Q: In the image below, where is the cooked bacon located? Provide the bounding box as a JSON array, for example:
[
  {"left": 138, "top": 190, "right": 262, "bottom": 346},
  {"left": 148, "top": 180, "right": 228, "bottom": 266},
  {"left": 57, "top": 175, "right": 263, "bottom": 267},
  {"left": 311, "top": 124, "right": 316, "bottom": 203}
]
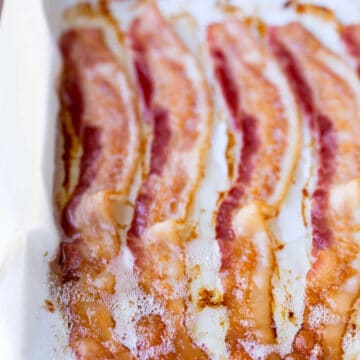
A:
[
  {"left": 56, "top": 28, "right": 140, "bottom": 359},
  {"left": 208, "top": 21, "right": 300, "bottom": 358},
  {"left": 341, "top": 23, "right": 360, "bottom": 360},
  {"left": 342, "top": 24, "right": 360, "bottom": 76},
  {"left": 127, "top": 5, "right": 211, "bottom": 359},
  {"left": 270, "top": 23, "right": 360, "bottom": 360}
]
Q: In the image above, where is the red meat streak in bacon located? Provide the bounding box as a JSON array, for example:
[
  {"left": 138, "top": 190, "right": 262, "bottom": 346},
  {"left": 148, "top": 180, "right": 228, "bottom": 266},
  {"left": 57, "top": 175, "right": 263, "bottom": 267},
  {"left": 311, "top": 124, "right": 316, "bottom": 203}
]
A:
[
  {"left": 127, "top": 45, "right": 171, "bottom": 241},
  {"left": 210, "top": 48, "right": 260, "bottom": 269},
  {"left": 61, "top": 127, "right": 101, "bottom": 237},
  {"left": 342, "top": 26, "right": 360, "bottom": 76},
  {"left": 61, "top": 121, "right": 74, "bottom": 191},
  {"left": 60, "top": 127, "right": 101, "bottom": 280},
  {"left": 269, "top": 31, "right": 337, "bottom": 256},
  {"left": 59, "top": 50, "right": 84, "bottom": 192},
  {"left": 60, "top": 34, "right": 84, "bottom": 136}
]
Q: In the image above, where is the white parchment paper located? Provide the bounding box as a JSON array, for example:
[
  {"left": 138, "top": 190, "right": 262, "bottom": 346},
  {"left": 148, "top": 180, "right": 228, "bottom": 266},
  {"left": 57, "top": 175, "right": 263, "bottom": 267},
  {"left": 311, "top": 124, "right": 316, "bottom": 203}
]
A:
[{"left": 0, "top": 1, "right": 359, "bottom": 359}]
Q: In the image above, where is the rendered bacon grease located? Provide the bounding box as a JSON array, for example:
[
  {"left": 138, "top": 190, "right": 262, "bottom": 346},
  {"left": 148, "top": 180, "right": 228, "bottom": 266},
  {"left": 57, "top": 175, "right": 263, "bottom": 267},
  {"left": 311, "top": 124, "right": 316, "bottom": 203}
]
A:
[
  {"left": 270, "top": 23, "right": 360, "bottom": 359},
  {"left": 52, "top": 2, "right": 360, "bottom": 360}
]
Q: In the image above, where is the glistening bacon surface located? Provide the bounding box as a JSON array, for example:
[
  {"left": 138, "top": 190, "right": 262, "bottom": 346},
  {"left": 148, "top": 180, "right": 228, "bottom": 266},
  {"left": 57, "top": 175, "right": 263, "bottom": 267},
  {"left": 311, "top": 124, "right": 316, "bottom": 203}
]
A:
[
  {"left": 56, "top": 28, "right": 140, "bottom": 359},
  {"left": 127, "top": 5, "right": 211, "bottom": 359},
  {"left": 342, "top": 24, "right": 360, "bottom": 76},
  {"left": 208, "top": 21, "right": 300, "bottom": 359},
  {"left": 270, "top": 23, "right": 360, "bottom": 360}
]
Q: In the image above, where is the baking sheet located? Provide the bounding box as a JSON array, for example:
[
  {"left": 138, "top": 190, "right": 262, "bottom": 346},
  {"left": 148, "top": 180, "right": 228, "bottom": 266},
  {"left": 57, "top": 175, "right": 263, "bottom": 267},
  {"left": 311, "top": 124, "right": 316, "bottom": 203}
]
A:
[
  {"left": 0, "top": 0, "right": 65, "bottom": 358},
  {"left": 0, "top": 0, "right": 360, "bottom": 359}
]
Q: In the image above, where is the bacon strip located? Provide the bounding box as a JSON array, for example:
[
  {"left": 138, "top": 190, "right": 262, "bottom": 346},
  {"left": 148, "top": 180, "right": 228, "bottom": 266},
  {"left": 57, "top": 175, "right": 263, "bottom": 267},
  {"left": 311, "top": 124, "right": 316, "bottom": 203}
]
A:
[
  {"left": 56, "top": 28, "right": 140, "bottom": 359},
  {"left": 208, "top": 21, "right": 300, "bottom": 358},
  {"left": 342, "top": 24, "right": 360, "bottom": 76},
  {"left": 127, "top": 5, "right": 211, "bottom": 359},
  {"left": 341, "top": 23, "right": 360, "bottom": 360},
  {"left": 270, "top": 23, "right": 360, "bottom": 360}
]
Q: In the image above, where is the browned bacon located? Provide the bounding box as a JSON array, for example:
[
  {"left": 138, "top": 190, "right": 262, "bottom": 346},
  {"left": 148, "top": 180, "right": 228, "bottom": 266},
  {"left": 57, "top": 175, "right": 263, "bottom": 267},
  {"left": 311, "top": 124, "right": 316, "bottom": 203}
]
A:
[
  {"left": 56, "top": 27, "right": 140, "bottom": 359},
  {"left": 127, "top": 5, "right": 211, "bottom": 359},
  {"left": 270, "top": 23, "right": 360, "bottom": 360},
  {"left": 208, "top": 20, "right": 300, "bottom": 359}
]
